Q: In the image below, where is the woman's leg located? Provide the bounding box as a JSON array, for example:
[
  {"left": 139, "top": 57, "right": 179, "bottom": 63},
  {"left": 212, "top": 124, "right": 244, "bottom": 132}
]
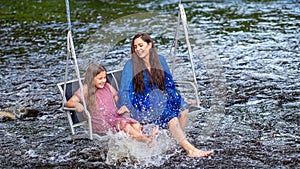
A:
[
  {"left": 179, "top": 109, "right": 189, "bottom": 130},
  {"left": 168, "top": 117, "right": 214, "bottom": 158}
]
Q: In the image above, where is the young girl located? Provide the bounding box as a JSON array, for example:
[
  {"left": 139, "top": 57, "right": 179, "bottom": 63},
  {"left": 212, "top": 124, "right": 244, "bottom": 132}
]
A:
[{"left": 66, "top": 63, "right": 158, "bottom": 145}]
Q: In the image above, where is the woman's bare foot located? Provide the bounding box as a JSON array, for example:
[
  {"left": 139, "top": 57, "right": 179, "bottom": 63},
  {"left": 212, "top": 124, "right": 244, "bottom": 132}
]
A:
[
  {"left": 187, "top": 100, "right": 202, "bottom": 105},
  {"left": 187, "top": 148, "right": 214, "bottom": 158}
]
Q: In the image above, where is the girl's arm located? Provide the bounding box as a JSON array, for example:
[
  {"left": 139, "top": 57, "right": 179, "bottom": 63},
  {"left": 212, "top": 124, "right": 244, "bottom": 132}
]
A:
[
  {"left": 66, "top": 94, "right": 84, "bottom": 112},
  {"left": 107, "top": 79, "right": 131, "bottom": 115},
  {"left": 107, "top": 83, "right": 118, "bottom": 103}
]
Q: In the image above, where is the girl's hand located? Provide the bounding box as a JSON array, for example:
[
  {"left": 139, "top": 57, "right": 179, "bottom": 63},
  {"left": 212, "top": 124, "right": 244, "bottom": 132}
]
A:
[
  {"left": 75, "top": 103, "right": 84, "bottom": 112},
  {"left": 117, "top": 106, "right": 129, "bottom": 115}
]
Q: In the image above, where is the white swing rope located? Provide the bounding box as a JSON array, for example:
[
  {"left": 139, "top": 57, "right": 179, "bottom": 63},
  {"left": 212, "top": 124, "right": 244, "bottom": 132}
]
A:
[
  {"left": 63, "top": 0, "right": 93, "bottom": 140},
  {"left": 170, "top": 3, "right": 201, "bottom": 106}
]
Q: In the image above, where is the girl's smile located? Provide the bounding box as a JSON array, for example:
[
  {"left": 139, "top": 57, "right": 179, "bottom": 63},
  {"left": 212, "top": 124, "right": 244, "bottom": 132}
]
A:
[{"left": 94, "top": 71, "right": 107, "bottom": 89}]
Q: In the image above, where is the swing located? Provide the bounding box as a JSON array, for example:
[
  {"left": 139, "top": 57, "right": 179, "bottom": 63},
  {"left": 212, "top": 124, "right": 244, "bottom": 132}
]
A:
[
  {"left": 57, "top": 0, "right": 202, "bottom": 140},
  {"left": 56, "top": 69, "right": 122, "bottom": 140}
]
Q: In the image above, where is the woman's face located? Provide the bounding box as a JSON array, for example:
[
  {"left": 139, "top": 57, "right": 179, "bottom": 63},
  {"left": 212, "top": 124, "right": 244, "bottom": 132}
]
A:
[
  {"left": 133, "top": 37, "right": 152, "bottom": 60},
  {"left": 94, "top": 71, "right": 106, "bottom": 89}
]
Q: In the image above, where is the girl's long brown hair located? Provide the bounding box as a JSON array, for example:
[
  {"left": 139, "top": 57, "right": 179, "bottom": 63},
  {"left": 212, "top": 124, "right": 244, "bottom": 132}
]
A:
[
  {"left": 131, "top": 33, "right": 165, "bottom": 94},
  {"left": 83, "top": 63, "right": 108, "bottom": 114}
]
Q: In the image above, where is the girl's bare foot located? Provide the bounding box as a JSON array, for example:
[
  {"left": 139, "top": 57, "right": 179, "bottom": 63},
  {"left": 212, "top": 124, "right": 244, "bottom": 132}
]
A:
[
  {"left": 187, "top": 148, "right": 214, "bottom": 158},
  {"left": 151, "top": 125, "right": 159, "bottom": 137},
  {"left": 146, "top": 137, "right": 155, "bottom": 147},
  {"left": 146, "top": 125, "right": 159, "bottom": 147}
]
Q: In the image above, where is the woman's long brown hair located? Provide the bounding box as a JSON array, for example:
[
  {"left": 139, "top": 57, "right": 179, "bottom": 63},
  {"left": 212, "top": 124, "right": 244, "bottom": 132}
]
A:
[
  {"left": 83, "top": 63, "right": 108, "bottom": 114},
  {"left": 131, "top": 33, "right": 165, "bottom": 94}
]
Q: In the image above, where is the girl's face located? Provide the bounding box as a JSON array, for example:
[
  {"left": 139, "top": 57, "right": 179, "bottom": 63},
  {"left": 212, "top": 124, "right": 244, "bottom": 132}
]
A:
[
  {"left": 94, "top": 71, "right": 106, "bottom": 89},
  {"left": 133, "top": 37, "right": 152, "bottom": 60}
]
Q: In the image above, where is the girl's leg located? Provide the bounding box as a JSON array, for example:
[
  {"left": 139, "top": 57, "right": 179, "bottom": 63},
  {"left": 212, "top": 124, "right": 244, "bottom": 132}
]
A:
[
  {"left": 130, "top": 123, "right": 159, "bottom": 138},
  {"left": 179, "top": 109, "right": 189, "bottom": 130},
  {"left": 119, "top": 120, "right": 147, "bottom": 141},
  {"left": 131, "top": 123, "right": 142, "bottom": 132},
  {"left": 119, "top": 121, "right": 158, "bottom": 147},
  {"left": 168, "top": 117, "right": 214, "bottom": 158}
]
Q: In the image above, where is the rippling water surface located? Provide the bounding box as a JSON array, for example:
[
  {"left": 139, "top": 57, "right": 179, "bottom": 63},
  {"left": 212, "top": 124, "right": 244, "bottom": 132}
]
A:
[{"left": 0, "top": 0, "right": 299, "bottom": 168}]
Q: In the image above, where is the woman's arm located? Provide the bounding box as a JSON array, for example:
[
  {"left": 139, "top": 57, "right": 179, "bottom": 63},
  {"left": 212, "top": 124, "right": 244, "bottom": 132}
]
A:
[
  {"left": 159, "top": 55, "right": 183, "bottom": 111},
  {"left": 158, "top": 55, "right": 172, "bottom": 75},
  {"left": 117, "top": 60, "right": 134, "bottom": 111}
]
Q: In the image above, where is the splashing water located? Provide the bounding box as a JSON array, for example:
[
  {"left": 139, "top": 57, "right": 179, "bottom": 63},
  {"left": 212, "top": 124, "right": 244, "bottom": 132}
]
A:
[
  {"left": 104, "top": 125, "right": 176, "bottom": 167},
  {"left": 1, "top": 1, "right": 299, "bottom": 168}
]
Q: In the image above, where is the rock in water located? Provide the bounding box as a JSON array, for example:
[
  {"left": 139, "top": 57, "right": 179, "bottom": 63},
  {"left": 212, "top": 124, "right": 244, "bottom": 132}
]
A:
[{"left": 0, "top": 111, "right": 16, "bottom": 121}]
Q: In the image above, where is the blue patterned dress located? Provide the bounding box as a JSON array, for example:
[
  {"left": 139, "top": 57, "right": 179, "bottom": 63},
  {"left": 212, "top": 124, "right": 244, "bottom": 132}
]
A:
[{"left": 118, "top": 55, "right": 188, "bottom": 128}]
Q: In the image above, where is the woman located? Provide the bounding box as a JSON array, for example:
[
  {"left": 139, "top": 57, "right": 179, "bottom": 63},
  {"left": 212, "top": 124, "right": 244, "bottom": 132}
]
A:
[
  {"left": 66, "top": 63, "right": 157, "bottom": 145},
  {"left": 118, "top": 33, "right": 213, "bottom": 158}
]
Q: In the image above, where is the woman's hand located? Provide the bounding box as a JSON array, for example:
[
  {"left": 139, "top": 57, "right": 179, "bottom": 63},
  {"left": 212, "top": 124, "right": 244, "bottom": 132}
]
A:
[{"left": 117, "top": 105, "right": 129, "bottom": 115}]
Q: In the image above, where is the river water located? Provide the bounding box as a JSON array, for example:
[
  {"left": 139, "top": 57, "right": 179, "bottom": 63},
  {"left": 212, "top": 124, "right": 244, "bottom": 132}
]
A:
[{"left": 0, "top": 0, "right": 299, "bottom": 168}]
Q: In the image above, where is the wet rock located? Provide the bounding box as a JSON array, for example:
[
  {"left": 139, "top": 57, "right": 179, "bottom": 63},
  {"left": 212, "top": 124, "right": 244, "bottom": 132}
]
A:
[
  {"left": 14, "top": 150, "right": 22, "bottom": 156},
  {"left": 24, "top": 109, "right": 39, "bottom": 117},
  {"left": 18, "top": 109, "right": 40, "bottom": 119},
  {"left": 0, "top": 111, "right": 15, "bottom": 121}
]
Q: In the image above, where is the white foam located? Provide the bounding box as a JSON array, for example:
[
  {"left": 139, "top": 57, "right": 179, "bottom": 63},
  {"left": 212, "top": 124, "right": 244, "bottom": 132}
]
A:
[{"left": 105, "top": 129, "right": 176, "bottom": 166}]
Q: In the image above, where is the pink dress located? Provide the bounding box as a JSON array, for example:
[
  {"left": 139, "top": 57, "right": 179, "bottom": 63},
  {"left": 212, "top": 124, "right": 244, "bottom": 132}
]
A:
[{"left": 74, "top": 83, "right": 138, "bottom": 134}]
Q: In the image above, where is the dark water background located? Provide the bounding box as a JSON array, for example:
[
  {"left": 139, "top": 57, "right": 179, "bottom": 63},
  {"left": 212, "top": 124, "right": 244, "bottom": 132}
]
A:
[{"left": 0, "top": 0, "right": 299, "bottom": 168}]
